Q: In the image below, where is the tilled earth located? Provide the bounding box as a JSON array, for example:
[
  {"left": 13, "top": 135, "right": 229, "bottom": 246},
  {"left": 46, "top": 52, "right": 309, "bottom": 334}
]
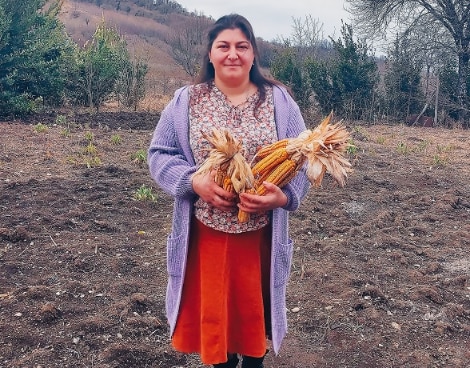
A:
[{"left": 1, "top": 112, "right": 469, "bottom": 368}]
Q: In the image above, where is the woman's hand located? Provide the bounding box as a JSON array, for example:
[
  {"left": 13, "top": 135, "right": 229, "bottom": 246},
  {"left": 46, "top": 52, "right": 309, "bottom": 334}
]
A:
[
  {"left": 238, "top": 181, "right": 287, "bottom": 214},
  {"left": 191, "top": 170, "right": 237, "bottom": 211}
]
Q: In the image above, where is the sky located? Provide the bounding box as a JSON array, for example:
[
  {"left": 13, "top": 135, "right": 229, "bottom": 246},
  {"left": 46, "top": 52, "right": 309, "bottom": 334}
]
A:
[{"left": 176, "top": 0, "right": 351, "bottom": 42}]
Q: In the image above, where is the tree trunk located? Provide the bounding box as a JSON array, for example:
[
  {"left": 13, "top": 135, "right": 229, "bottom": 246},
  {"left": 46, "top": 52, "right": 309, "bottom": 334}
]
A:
[
  {"left": 411, "top": 102, "right": 428, "bottom": 126},
  {"left": 457, "top": 48, "right": 470, "bottom": 126},
  {"left": 434, "top": 75, "right": 439, "bottom": 125}
]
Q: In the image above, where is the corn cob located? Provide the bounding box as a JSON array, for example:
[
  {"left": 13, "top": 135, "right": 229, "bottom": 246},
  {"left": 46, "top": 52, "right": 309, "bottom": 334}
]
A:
[
  {"left": 277, "top": 160, "right": 304, "bottom": 188},
  {"left": 222, "top": 176, "right": 234, "bottom": 193},
  {"left": 195, "top": 113, "right": 352, "bottom": 224},
  {"left": 237, "top": 210, "right": 250, "bottom": 223},
  {"left": 251, "top": 111, "right": 352, "bottom": 194},
  {"left": 237, "top": 188, "right": 256, "bottom": 223},
  {"left": 253, "top": 138, "right": 289, "bottom": 159},
  {"left": 255, "top": 159, "right": 297, "bottom": 195},
  {"left": 215, "top": 161, "right": 230, "bottom": 187},
  {"left": 252, "top": 147, "right": 289, "bottom": 177}
]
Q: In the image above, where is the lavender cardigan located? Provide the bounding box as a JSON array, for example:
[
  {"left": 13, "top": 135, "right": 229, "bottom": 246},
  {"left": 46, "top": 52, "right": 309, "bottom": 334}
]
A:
[{"left": 147, "top": 84, "right": 309, "bottom": 355}]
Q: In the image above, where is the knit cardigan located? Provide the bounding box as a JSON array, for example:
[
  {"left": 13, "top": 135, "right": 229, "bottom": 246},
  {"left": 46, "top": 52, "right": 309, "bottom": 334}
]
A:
[{"left": 147, "top": 84, "right": 310, "bottom": 355}]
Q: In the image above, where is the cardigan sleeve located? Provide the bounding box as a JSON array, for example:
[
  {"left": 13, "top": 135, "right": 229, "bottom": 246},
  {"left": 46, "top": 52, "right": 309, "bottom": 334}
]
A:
[
  {"left": 147, "top": 87, "right": 197, "bottom": 199},
  {"left": 272, "top": 85, "right": 310, "bottom": 212}
]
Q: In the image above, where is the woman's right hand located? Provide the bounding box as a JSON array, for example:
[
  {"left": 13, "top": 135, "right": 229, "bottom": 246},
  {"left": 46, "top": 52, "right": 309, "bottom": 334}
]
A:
[{"left": 191, "top": 170, "right": 237, "bottom": 211}]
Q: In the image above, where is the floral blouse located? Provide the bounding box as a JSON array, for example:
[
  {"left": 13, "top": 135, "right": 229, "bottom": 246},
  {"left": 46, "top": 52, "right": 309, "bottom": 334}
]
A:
[{"left": 189, "top": 81, "right": 278, "bottom": 233}]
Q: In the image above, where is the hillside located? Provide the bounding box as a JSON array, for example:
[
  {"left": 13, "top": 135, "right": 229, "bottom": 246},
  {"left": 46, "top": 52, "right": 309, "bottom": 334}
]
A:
[
  {"left": 56, "top": 0, "right": 290, "bottom": 110},
  {"left": 58, "top": 0, "right": 197, "bottom": 110}
]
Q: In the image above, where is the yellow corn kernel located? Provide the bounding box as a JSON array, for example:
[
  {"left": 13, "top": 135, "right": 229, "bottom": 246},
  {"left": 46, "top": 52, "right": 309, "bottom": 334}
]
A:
[
  {"left": 237, "top": 188, "right": 257, "bottom": 222},
  {"left": 252, "top": 148, "right": 289, "bottom": 177},
  {"left": 238, "top": 210, "right": 250, "bottom": 223},
  {"left": 223, "top": 176, "right": 234, "bottom": 193},
  {"left": 256, "top": 159, "right": 297, "bottom": 195},
  {"left": 254, "top": 139, "right": 289, "bottom": 159}
]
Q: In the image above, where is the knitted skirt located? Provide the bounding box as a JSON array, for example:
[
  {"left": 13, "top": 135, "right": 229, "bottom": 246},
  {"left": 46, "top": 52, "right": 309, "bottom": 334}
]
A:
[{"left": 171, "top": 217, "right": 272, "bottom": 364}]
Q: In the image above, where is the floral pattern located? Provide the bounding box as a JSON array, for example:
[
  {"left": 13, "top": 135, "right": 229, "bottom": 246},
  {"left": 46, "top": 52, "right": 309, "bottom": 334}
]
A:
[{"left": 189, "top": 82, "right": 278, "bottom": 233}]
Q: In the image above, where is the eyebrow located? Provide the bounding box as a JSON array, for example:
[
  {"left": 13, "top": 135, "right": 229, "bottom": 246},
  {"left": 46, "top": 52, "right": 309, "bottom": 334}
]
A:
[{"left": 214, "top": 40, "right": 251, "bottom": 46}]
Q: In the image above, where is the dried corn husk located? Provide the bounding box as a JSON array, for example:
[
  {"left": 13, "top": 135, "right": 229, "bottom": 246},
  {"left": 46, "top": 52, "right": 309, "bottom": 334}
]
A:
[
  {"left": 195, "top": 113, "right": 352, "bottom": 223},
  {"left": 291, "top": 112, "right": 352, "bottom": 187},
  {"left": 194, "top": 128, "right": 254, "bottom": 222},
  {"left": 252, "top": 112, "right": 352, "bottom": 194}
]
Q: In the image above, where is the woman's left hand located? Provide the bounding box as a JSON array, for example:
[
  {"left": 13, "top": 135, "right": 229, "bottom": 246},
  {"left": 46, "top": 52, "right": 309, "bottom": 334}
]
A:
[{"left": 237, "top": 181, "right": 288, "bottom": 214}]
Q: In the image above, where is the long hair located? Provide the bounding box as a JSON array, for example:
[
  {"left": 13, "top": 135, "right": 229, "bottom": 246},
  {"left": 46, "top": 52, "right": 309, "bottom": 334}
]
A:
[{"left": 195, "top": 14, "right": 282, "bottom": 108}]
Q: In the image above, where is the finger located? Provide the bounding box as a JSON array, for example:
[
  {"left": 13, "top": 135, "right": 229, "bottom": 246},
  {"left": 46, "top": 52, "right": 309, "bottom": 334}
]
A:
[
  {"left": 219, "top": 199, "right": 237, "bottom": 212},
  {"left": 237, "top": 202, "right": 253, "bottom": 213},
  {"left": 209, "top": 169, "right": 217, "bottom": 181},
  {"left": 238, "top": 195, "right": 259, "bottom": 210},
  {"left": 214, "top": 185, "right": 236, "bottom": 200},
  {"left": 261, "top": 181, "right": 278, "bottom": 192},
  {"left": 239, "top": 190, "right": 258, "bottom": 201}
]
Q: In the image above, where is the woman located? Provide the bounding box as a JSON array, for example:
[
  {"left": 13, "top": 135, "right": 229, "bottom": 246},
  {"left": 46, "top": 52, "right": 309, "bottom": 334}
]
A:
[{"left": 148, "top": 14, "right": 309, "bottom": 368}]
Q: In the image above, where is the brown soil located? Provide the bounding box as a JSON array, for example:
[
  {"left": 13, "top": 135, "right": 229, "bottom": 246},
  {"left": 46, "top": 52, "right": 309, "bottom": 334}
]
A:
[{"left": 1, "top": 112, "right": 469, "bottom": 368}]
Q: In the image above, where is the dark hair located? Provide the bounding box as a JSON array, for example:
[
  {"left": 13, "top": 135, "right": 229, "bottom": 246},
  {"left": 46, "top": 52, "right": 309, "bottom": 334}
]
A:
[{"left": 195, "top": 13, "right": 281, "bottom": 107}]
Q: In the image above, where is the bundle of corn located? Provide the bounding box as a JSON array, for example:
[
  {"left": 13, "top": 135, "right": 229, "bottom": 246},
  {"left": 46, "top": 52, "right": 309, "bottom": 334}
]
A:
[
  {"left": 194, "top": 128, "right": 254, "bottom": 222},
  {"left": 251, "top": 112, "right": 352, "bottom": 196}
]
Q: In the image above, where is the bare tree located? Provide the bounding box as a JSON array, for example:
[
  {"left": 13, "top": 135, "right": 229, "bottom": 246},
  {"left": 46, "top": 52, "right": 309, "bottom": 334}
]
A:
[
  {"left": 346, "top": 0, "right": 470, "bottom": 124},
  {"left": 291, "top": 15, "right": 324, "bottom": 59},
  {"left": 276, "top": 15, "right": 325, "bottom": 61},
  {"left": 165, "top": 13, "right": 212, "bottom": 79},
  {"left": 386, "top": 24, "right": 452, "bottom": 123}
]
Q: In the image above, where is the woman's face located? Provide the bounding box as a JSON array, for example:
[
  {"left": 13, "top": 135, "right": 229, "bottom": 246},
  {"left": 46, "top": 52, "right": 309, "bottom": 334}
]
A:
[{"left": 209, "top": 28, "right": 255, "bottom": 86}]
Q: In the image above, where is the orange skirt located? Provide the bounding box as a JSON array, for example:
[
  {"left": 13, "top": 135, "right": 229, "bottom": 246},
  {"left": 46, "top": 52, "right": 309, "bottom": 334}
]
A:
[{"left": 172, "top": 217, "right": 271, "bottom": 364}]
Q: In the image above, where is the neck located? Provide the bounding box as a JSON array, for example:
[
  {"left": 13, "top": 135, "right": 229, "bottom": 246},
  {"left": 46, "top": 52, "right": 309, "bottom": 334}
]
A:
[
  {"left": 214, "top": 78, "right": 251, "bottom": 96},
  {"left": 214, "top": 78, "right": 254, "bottom": 106}
]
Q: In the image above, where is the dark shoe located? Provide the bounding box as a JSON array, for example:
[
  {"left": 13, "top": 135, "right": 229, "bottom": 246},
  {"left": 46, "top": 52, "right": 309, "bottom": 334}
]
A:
[
  {"left": 241, "top": 355, "right": 264, "bottom": 368},
  {"left": 213, "top": 354, "right": 239, "bottom": 367}
]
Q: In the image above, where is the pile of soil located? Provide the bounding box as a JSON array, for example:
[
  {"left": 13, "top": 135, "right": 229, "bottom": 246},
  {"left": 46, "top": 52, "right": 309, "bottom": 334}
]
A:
[{"left": 1, "top": 112, "right": 469, "bottom": 367}]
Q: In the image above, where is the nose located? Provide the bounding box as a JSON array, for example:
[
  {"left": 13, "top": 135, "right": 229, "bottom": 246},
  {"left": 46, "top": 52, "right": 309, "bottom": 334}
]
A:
[{"left": 228, "top": 47, "right": 238, "bottom": 60}]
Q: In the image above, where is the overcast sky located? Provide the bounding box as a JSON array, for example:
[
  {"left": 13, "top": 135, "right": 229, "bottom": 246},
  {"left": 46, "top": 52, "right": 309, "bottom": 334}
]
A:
[{"left": 176, "top": 0, "right": 351, "bottom": 42}]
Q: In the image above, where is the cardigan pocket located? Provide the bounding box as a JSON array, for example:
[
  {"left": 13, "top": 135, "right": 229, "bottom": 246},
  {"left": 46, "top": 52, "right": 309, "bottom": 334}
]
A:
[
  {"left": 273, "top": 238, "right": 294, "bottom": 287},
  {"left": 166, "top": 234, "right": 185, "bottom": 277}
]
